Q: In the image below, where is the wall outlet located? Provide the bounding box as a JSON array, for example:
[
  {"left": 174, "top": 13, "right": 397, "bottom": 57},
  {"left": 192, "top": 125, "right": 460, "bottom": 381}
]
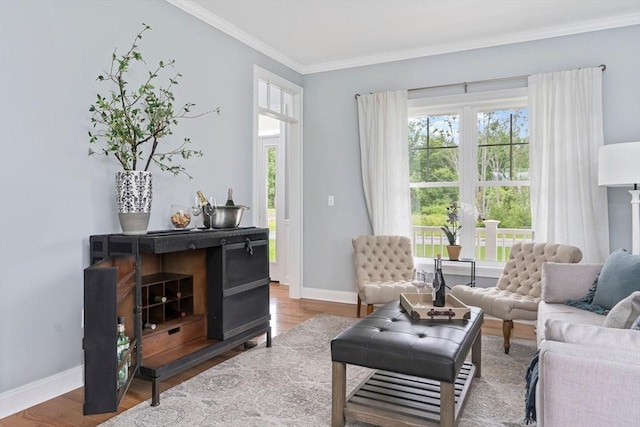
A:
[{"left": 328, "top": 195, "right": 335, "bottom": 206}]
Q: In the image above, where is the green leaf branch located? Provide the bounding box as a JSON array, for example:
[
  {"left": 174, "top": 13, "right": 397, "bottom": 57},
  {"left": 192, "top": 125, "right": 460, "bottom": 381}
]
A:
[
  {"left": 88, "top": 23, "right": 219, "bottom": 178},
  {"left": 441, "top": 201, "right": 461, "bottom": 245}
]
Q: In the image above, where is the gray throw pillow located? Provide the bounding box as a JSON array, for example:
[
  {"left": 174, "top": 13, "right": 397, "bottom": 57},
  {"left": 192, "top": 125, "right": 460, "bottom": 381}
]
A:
[
  {"left": 592, "top": 249, "right": 640, "bottom": 309},
  {"left": 603, "top": 291, "right": 640, "bottom": 328}
]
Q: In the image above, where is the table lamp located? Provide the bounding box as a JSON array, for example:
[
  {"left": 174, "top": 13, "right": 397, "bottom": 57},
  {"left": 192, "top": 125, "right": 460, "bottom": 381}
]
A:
[{"left": 598, "top": 141, "right": 640, "bottom": 255}]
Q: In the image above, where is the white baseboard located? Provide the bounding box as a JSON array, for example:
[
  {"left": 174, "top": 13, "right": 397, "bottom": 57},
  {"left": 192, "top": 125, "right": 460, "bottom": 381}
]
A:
[
  {"left": 0, "top": 365, "right": 83, "bottom": 419},
  {"left": 300, "top": 286, "right": 357, "bottom": 305}
]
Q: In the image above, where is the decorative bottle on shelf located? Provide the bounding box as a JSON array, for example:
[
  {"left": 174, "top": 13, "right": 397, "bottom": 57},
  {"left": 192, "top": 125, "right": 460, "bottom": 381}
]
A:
[
  {"left": 144, "top": 322, "right": 157, "bottom": 330},
  {"left": 151, "top": 294, "right": 167, "bottom": 303},
  {"left": 432, "top": 254, "right": 446, "bottom": 307},
  {"left": 166, "top": 306, "right": 187, "bottom": 319},
  {"left": 116, "top": 316, "right": 130, "bottom": 386},
  {"left": 197, "top": 190, "right": 214, "bottom": 228},
  {"left": 225, "top": 188, "right": 235, "bottom": 206}
]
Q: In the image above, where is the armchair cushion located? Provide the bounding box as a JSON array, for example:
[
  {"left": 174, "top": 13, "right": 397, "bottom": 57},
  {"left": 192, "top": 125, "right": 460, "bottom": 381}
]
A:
[{"left": 592, "top": 249, "right": 640, "bottom": 309}]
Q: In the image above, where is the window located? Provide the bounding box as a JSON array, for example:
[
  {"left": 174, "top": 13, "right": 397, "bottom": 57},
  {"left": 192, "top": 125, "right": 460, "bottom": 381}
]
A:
[{"left": 409, "top": 89, "right": 532, "bottom": 264}]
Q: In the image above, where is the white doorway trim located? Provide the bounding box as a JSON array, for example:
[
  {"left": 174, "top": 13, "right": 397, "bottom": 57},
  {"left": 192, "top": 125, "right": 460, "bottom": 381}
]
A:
[{"left": 252, "top": 65, "right": 303, "bottom": 299}]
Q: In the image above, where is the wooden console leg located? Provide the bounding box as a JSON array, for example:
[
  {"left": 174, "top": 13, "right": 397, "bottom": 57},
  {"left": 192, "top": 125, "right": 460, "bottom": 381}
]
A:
[
  {"left": 440, "top": 381, "right": 455, "bottom": 427},
  {"left": 266, "top": 327, "right": 272, "bottom": 347},
  {"left": 472, "top": 330, "right": 482, "bottom": 378},
  {"left": 503, "top": 320, "right": 513, "bottom": 354},
  {"left": 332, "top": 361, "right": 346, "bottom": 427},
  {"left": 151, "top": 379, "right": 160, "bottom": 406}
]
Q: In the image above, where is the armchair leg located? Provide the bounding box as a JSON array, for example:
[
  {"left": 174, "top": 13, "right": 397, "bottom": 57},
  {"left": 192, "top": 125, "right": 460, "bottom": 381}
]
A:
[
  {"left": 357, "top": 295, "right": 362, "bottom": 318},
  {"left": 367, "top": 304, "right": 374, "bottom": 315},
  {"left": 503, "top": 320, "right": 514, "bottom": 354}
]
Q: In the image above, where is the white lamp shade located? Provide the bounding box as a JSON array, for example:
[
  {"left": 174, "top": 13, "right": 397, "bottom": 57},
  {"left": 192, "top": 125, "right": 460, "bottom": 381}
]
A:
[{"left": 598, "top": 141, "right": 640, "bottom": 187}]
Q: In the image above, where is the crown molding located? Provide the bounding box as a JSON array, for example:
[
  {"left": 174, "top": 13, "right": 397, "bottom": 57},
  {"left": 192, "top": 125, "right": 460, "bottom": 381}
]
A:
[
  {"left": 166, "top": 1, "right": 640, "bottom": 75},
  {"left": 302, "top": 13, "right": 640, "bottom": 74},
  {"left": 165, "top": 0, "right": 305, "bottom": 74}
]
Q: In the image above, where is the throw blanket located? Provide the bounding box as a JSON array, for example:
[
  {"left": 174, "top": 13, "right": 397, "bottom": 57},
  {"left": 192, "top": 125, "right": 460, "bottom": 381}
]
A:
[
  {"left": 524, "top": 349, "right": 539, "bottom": 424},
  {"left": 565, "top": 277, "right": 609, "bottom": 315}
]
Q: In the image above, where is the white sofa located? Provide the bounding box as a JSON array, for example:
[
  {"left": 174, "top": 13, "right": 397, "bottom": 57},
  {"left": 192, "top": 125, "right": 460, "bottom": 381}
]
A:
[{"left": 536, "top": 262, "right": 640, "bottom": 427}]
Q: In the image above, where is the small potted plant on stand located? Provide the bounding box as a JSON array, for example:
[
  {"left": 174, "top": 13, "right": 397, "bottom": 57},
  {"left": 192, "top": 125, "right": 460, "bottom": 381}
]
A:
[
  {"left": 88, "top": 23, "right": 218, "bottom": 235},
  {"left": 441, "top": 202, "right": 462, "bottom": 260}
]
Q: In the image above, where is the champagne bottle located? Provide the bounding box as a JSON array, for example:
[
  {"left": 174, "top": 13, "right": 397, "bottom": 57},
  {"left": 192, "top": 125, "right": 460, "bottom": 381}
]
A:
[
  {"left": 196, "top": 190, "right": 209, "bottom": 208},
  {"left": 433, "top": 254, "right": 446, "bottom": 307},
  {"left": 197, "top": 190, "right": 214, "bottom": 228},
  {"left": 116, "top": 316, "right": 130, "bottom": 386},
  {"left": 225, "top": 188, "right": 235, "bottom": 206}
]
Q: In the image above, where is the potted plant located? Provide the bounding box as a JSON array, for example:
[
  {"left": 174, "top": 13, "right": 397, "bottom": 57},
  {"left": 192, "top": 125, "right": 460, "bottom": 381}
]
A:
[
  {"left": 441, "top": 202, "right": 462, "bottom": 260},
  {"left": 88, "top": 23, "right": 218, "bottom": 235}
]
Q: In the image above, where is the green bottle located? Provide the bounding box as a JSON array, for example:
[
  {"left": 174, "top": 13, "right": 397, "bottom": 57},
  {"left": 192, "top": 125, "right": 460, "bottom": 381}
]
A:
[{"left": 225, "top": 188, "right": 235, "bottom": 206}]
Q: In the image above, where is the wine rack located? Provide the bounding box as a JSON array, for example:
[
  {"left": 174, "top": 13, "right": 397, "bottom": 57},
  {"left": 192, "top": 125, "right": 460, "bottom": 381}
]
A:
[{"left": 141, "top": 272, "right": 194, "bottom": 326}]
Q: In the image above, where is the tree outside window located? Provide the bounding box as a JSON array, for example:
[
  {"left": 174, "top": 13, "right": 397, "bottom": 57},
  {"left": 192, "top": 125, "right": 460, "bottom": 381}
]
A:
[{"left": 409, "top": 102, "right": 531, "bottom": 261}]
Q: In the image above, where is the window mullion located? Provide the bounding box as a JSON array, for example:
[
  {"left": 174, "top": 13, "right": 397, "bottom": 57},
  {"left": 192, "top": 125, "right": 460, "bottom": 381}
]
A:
[{"left": 459, "top": 106, "right": 476, "bottom": 258}]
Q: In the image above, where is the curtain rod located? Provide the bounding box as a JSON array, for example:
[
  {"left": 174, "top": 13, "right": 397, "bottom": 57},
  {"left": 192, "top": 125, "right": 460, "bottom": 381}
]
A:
[{"left": 354, "top": 64, "right": 606, "bottom": 99}]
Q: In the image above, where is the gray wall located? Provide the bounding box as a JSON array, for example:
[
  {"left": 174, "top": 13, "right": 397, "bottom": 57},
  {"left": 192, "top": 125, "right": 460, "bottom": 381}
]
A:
[
  {"left": 0, "top": 0, "right": 301, "bottom": 394},
  {"left": 302, "top": 25, "right": 640, "bottom": 292}
]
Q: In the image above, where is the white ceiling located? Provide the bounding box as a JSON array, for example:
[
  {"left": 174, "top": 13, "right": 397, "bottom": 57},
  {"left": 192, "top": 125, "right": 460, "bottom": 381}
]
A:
[{"left": 167, "top": 0, "right": 640, "bottom": 74}]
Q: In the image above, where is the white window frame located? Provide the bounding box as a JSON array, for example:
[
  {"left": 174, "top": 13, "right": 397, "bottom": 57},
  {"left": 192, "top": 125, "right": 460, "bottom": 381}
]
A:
[
  {"left": 253, "top": 66, "right": 303, "bottom": 297},
  {"left": 409, "top": 88, "right": 529, "bottom": 278}
]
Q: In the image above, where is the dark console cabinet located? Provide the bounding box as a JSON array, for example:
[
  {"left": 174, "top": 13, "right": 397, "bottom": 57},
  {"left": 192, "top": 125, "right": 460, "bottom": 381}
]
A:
[{"left": 83, "top": 228, "right": 271, "bottom": 414}]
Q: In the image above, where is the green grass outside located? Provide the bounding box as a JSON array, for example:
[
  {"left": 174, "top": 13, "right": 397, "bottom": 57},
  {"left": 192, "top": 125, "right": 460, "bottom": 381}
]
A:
[
  {"left": 414, "top": 243, "right": 511, "bottom": 261},
  {"left": 268, "top": 209, "right": 276, "bottom": 262}
]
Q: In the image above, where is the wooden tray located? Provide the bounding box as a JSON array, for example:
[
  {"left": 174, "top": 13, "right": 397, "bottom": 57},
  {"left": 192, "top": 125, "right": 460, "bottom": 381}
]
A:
[{"left": 400, "top": 293, "right": 471, "bottom": 321}]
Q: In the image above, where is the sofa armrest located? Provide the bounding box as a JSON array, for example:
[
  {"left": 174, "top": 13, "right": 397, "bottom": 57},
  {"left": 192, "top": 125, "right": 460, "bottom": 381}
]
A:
[
  {"left": 541, "top": 263, "right": 602, "bottom": 303},
  {"left": 538, "top": 339, "right": 640, "bottom": 427}
]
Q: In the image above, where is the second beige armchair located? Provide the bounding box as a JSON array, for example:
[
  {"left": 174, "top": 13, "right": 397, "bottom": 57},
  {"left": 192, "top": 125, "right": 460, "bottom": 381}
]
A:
[{"left": 451, "top": 242, "right": 582, "bottom": 354}]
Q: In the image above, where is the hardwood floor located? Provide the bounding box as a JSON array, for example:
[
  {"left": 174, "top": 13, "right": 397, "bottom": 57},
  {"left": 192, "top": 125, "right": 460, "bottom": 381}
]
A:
[{"left": 0, "top": 283, "right": 536, "bottom": 427}]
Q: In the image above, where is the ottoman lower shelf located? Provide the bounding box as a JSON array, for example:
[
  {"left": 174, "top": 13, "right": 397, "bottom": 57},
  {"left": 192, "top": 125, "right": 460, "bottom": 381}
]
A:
[{"left": 345, "top": 362, "right": 476, "bottom": 426}]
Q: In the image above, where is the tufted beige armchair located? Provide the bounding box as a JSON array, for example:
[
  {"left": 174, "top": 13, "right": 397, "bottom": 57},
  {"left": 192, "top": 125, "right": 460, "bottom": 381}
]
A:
[
  {"left": 352, "top": 235, "right": 417, "bottom": 317},
  {"left": 451, "top": 242, "right": 582, "bottom": 354}
]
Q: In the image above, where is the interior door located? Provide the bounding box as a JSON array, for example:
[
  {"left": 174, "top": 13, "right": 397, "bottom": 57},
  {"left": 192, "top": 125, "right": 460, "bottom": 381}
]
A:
[{"left": 258, "top": 115, "right": 285, "bottom": 282}]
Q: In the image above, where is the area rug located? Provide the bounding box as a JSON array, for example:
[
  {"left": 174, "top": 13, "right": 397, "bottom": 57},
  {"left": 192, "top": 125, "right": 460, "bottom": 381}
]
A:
[{"left": 100, "top": 315, "right": 536, "bottom": 427}]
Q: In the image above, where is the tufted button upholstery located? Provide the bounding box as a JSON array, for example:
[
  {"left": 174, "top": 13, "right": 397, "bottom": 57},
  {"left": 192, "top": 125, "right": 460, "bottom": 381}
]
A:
[
  {"left": 450, "top": 242, "right": 582, "bottom": 353},
  {"left": 352, "top": 235, "right": 417, "bottom": 316},
  {"left": 331, "top": 300, "right": 483, "bottom": 381}
]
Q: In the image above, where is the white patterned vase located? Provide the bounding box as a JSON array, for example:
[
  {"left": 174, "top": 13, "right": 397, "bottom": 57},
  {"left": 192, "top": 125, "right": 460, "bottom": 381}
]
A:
[{"left": 115, "top": 171, "right": 152, "bottom": 235}]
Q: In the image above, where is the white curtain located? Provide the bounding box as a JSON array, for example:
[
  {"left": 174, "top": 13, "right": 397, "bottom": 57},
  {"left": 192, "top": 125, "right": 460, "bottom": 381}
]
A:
[
  {"left": 528, "top": 67, "right": 609, "bottom": 263},
  {"left": 356, "top": 90, "right": 411, "bottom": 237}
]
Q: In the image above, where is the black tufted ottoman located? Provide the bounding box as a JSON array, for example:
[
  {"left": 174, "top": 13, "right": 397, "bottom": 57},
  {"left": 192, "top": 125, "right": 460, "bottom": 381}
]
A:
[{"left": 331, "top": 300, "right": 483, "bottom": 427}]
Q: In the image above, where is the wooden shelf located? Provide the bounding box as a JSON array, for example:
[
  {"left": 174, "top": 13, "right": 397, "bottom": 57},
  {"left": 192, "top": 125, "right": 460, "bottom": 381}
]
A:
[{"left": 141, "top": 336, "right": 219, "bottom": 370}]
